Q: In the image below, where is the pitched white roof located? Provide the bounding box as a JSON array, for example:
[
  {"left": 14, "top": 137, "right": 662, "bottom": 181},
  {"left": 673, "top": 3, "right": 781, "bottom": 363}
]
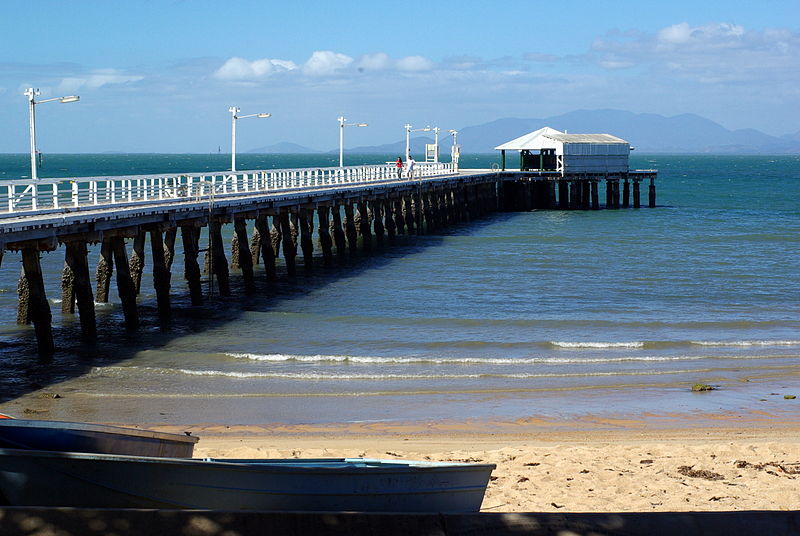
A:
[
  {"left": 493, "top": 127, "right": 564, "bottom": 150},
  {"left": 494, "top": 127, "right": 629, "bottom": 150}
]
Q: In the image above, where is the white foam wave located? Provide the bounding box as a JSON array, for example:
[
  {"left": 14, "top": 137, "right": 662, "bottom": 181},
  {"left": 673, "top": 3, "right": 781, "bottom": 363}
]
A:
[
  {"left": 550, "top": 341, "right": 645, "bottom": 349},
  {"left": 227, "top": 352, "right": 711, "bottom": 365},
  {"left": 691, "top": 340, "right": 800, "bottom": 348}
]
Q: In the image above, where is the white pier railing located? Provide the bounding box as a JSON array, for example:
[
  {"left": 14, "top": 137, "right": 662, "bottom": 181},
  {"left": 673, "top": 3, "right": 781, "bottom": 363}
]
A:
[{"left": 0, "top": 162, "right": 454, "bottom": 218}]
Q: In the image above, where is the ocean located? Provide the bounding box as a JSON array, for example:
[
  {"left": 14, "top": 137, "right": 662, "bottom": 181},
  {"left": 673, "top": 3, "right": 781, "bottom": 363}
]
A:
[{"left": 0, "top": 153, "right": 799, "bottom": 427}]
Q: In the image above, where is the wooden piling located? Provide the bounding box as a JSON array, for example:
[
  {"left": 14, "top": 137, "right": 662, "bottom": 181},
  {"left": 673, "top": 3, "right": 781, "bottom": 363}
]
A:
[
  {"left": 633, "top": 179, "right": 641, "bottom": 209},
  {"left": 16, "top": 268, "right": 30, "bottom": 325},
  {"left": 591, "top": 181, "right": 599, "bottom": 210},
  {"left": 250, "top": 225, "right": 262, "bottom": 265},
  {"left": 180, "top": 225, "right": 203, "bottom": 306},
  {"left": 330, "top": 205, "right": 347, "bottom": 259},
  {"left": 393, "top": 199, "right": 405, "bottom": 235},
  {"left": 405, "top": 195, "right": 417, "bottom": 234},
  {"left": 209, "top": 221, "right": 231, "bottom": 296},
  {"left": 649, "top": 177, "right": 656, "bottom": 208},
  {"left": 581, "top": 181, "right": 591, "bottom": 210},
  {"left": 233, "top": 216, "right": 255, "bottom": 292},
  {"left": 357, "top": 202, "right": 371, "bottom": 252},
  {"left": 269, "top": 216, "right": 281, "bottom": 259},
  {"left": 384, "top": 199, "right": 396, "bottom": 244},
  {"left": 343, "top": 203, "right": 358, "bottom": 255},
  {"left": 129, "top": 231, "right": 146, "bottom": 295},
  {"left": 60, "top": 259, "right": 76, "bottom": 315},
  {"left": 317, "top": 206, "right": 334, "bottom": 267},
  {"left": 163, "top": 228, "right": 177, "bottom": 271},
  {"left": 622, "top": 179, "right": 630, "bottom": 208},
  {"left": 65, "top": 240, "right": 96, "bottom": 340},
  {"left": 298, "top": 208, "right": 314, "bottom": 271},
  {"left": 372, "top": 201, "right": 385, "bottom": 247},
  {"left": 230, "top": 233, "right": 240, "bottom": 270},
  {"left": 254, "top": 214, "right": 278, "bottom": 280},
  {"left": 22, "top": 248, "right": 54, "bottom": 355},
  {"left": 569, "top": 181, "right": 579, "bottom": 210},
  {"left": 95, "top": 237, "right": 114, "bottom": 303},
  {"left": 613, "top": 180, "right": 621, "bottom": 209},
  {"left": 110, "top": 236, "right": 140, "bottom": 329},
  {"left": 558, "top": 180, "right": 569, "bottom": 209},
  {"left": 279, "top": 212, "right": 298, "bottom": 277},
  {"left": 148, "top": 228, "right": 172, "bottom": 317}
]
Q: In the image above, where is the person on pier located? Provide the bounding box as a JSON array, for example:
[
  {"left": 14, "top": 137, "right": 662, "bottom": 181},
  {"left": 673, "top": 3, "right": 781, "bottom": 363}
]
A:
[
  {"left": 395, "top": 156, "right": 403, "bottom": 179},
  {"left": 406, "top": 155, "right": 415, "bottom": 179}
]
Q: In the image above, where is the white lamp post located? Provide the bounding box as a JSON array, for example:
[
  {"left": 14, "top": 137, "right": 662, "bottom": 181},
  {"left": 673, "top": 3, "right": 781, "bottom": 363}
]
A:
[
  {"left": 24, "top": 87, "right": 79, "bottom": 180},
  {"left": 404, "top": 124, "right": 431, "bottom": 161},
  {"left": 337, "top": 116, "right": 368, "bottom": 167},
  {"left": 229, "top": 106, "right": 271, "bottom": 172},
  {"left": 432, "top": 127, "right": 441, "bottom": 162},
  {"left": 447, "top": 129, "right": 459, "bottom": 170}
]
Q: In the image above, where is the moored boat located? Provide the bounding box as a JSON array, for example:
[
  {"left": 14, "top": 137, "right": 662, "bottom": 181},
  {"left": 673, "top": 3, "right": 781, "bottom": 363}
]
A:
[
  {"left": 0, "top": 419, "right": 197, "bottom": 457},
  {"left": 0, "top": 448, "right": 494, "bottom": 512}
]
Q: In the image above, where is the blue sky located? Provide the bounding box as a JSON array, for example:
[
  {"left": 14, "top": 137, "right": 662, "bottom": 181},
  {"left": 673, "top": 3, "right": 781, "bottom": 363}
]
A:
[{"left": 1, "top": 0, "right": 798, "bottom": 152}]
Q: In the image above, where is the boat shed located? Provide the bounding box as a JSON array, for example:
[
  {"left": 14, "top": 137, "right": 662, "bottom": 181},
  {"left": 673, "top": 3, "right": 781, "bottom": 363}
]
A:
[{"left": 494, "top": 127, "right": 631, "bottom": 174}]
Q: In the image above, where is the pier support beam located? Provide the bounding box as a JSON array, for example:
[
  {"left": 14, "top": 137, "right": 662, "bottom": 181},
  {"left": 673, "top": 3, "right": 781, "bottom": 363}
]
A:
[
  {"left": 250, "top": 225, "right": 262, "bottom": 265},
  {"left": 633, "top": 180, "right": 641, "bottom": 209},
  {"left": 270, "top": 216, "right": 282, "bottom": 259},
  {"left": 233, "top": 216, "right": 255, "bottom": 292},
  {"left": 357, "top": 202, "right": 371, "bottom": 252},
  {"left": 129, "top": 231, "right": 146, "bottom": 295},
  {"left": 343, "top": 203, "right": 358, "bottom": 255},
  {"left": 384, "top": 199, "right": 396, "bottom": 244},
  {"left": 317, "top": 206, "right": 334, "bottom": 267},
  {"left": 180, "top": 225, "right": 203, "bottom": 306},
  {"left": 95, "top": 237, "right": 114, "bottom": 303},
  {"left": 209, "top": 221, "right": 231, "bottom": 296},
  {"left": 164, "top": 228, "right": 177, "bottom": 271},
  {"left": 569, "top": 181, "right": 579, "bottom": 210},
  {"left": 649, "top": 178, "right": 656, "bottom": 208},
  {"left": 65, "top": 240, "right": 96, "bottom": 340},
  {"left": 622, "top": 179, "right": 630, "bottom": 208},
  {"left": 279, "top": 212, "right": 298, "bottom": 277},
  {"left": 372, "top": 201, "right": 385, "bottom": 247},
  {"left": 60, "top": 259, "right": 75, "bottom": 315},
  {"left": 405, "top": 195, "right": 417, "bottom": 235},
  {"left": 393, "top": 199, "right": 405, "bottom": 235},
  {"left": 558, "top": 180, "right": 569, "bottom": 209},
  {"left": 298, "top": 208, "right": 314, "bottom": 271},
  {"left": 16, "top": 268, "right": 30, "bottom": 325},
  {"left": 22, "top": 248, "right": 54, "bottom": 356},
  {"left": 591, "top": 181, "right": 599, "bottom": 210},
  {"left": 110, "top": 236, "right": 140, "bottom": 329},
  {"left": 149, "top": 228, "right": 172, "bottom": 318},
  {"left": 330, "top": 205, "right": 347, "bottom": 259},
  {"left": 254, "top": 214, "right": 277, "bottom": 280}
]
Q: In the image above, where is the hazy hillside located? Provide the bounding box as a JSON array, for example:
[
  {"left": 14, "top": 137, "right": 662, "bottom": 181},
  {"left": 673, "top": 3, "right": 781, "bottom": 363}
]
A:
[{"left": 248, "top": 142, "right": 319, "bottom": 154}]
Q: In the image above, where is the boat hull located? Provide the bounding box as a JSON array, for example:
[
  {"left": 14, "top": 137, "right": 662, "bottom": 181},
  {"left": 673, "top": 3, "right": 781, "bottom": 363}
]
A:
[
  {"left": 0, "top": 420, "right": 197, "bottom": 458},
  {"left": 0, "top": 449, "right": 494, "bottom": 512}
]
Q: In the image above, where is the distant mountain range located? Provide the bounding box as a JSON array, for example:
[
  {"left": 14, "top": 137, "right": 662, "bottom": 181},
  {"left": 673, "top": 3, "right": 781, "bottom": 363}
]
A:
[{"left": 247, "top": 110, "right": 800, "bottom": 154}]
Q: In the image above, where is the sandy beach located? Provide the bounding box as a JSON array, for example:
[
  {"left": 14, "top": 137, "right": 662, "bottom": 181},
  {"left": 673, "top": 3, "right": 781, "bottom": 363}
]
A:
[{"left": 149, "top": 416, "right": 800, "bottom": 513}]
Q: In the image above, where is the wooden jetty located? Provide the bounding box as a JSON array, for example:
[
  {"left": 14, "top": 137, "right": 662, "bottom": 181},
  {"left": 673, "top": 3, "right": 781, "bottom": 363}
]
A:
[{"left": 0, "top": 162, "right": 656, "bottom": 355}]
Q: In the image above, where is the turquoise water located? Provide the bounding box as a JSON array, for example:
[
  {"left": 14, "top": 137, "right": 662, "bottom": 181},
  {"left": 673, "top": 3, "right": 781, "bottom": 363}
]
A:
[{"left": 0, "top": 154, "right": 799, "bottom": 426}]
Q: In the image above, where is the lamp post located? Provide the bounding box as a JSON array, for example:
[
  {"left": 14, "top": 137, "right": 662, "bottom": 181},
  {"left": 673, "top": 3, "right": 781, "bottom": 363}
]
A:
[
  {"left": 24, "top": 88, "right": 79, "bottom": 180},
  {"left": 447, "top": 129, "right": 459, "bottom": 171},
  {"left": 404, "top": 124, "right": 431, "bottom": 161},
  {"left": 432, "top": 127, "right": 440, "bottom": 162},
  {"left": 337, "top": 116, "right": 368, "bottom": 167},
  {"left": 229, "top": 106, "right": 271, "bottom": 172}
]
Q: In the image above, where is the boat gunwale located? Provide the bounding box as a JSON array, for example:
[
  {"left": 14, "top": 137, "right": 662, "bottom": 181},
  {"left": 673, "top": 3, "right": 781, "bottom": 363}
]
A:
[{"left": 0, "top": 420, "right": 198, "bottom": 444}]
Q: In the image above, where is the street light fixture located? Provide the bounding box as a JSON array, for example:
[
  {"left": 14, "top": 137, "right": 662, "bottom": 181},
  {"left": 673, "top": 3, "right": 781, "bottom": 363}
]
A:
[
  {"left": 229, "top": 106, "right": 271, "bottom": 172},
  {"left": 24, "top": 87, "right": 80, "bottom": 180},
  {"left": 404, "top": 124, "right": 431, "bottom": 161},
  {"left": 337, "top": 116, "right": 368, "bottom": 167}
]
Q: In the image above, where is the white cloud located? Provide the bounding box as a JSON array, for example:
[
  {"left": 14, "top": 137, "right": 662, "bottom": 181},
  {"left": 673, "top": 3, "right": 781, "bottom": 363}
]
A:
[
  {"left": 303, "top": 51, "right": 353, "bottom": 76},
  {"left": 396, "top": 55, "right": 434, "bottom": 72},
  {"left": 214, "top": 57, "right": 297, "bottom": 81},
  {"left": 56, "top": 69, "right": 143, "bottom": 93},
  {"left": 357, "top": 52, "right": 391, "bottom": 71}
]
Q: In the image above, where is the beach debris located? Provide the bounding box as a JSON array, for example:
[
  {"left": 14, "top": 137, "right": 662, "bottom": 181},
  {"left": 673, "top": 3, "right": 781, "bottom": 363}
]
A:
[
  {"left": 784, "top": 395, "right": 796, "bottom": 399},
  {"left": 34, "top": 392, "right": 61, "bottom": 399},
  {"left": 579, "top": 469, "right": 590, "bottom": 473},
  {"left": 23, "top": 408, "right": 47, "bottom": 415},
  {"left": 551, "top": 502, "right": 564, "bottom": 509},
  {"left": 517, "top": 476, "right": 529, "bottom": 483},
  {"left": 385, "top": 451, "right": 401, "bottom": 457},
  {"left": 677, "top": 465, "right": 724, "bottom": 480},
  {"left": 640, "top": 459, "right": 654, "bottom": 464},
  {"left": 691, "top": 383, "right": 715, "bottom": 392},
  {"left": 524, "top": 462, "right": 541, "bottom": 467},
  {"left": 734, "top": 460, "right": 800, "bottom": 476}
]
